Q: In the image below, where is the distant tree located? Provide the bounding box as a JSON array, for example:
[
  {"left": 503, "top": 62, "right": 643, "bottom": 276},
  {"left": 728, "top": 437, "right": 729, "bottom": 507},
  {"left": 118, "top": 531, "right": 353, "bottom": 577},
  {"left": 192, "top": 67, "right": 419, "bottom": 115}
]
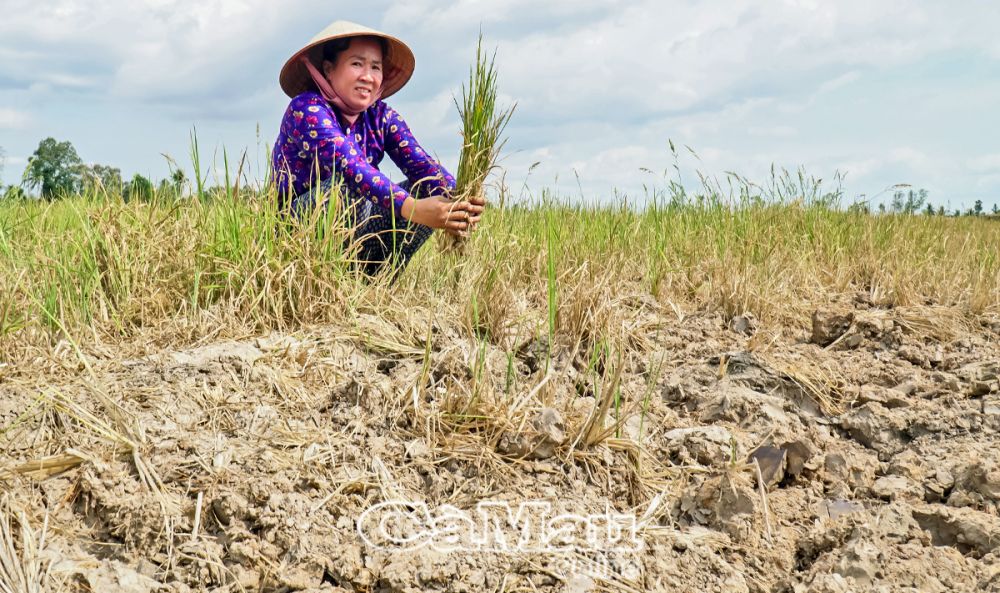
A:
[
  {"left": 890, "top": 188, "right": 927, "bottom": 215},
  {"left": 923, "top": 203, "right": 935, "bottom": 216},
  {"left": 848, "top": 201, "right": 870, "bottom": 215},
  {"left": 937, "top": 206, "right": 946, "bottom": 216},
  {"left": 954, "top": 209, "right": 962, "bottom": 217},
  {"left": 993, "top": 203, "right": 999, "bottom": 215},
  {"left": 82, "top": 164, "right": 124, "bottom": 196},
  {"left": 973, "top": 199, "right": 984, "bottom": 216},
  {"left": 126, "top": 174, "right": 154, "bottom": 202},
  {"left": 21, "top": 137, "right": 84, "bottom": 199},
  {"left": 154, "top": 178, "right": 177, "bottom": 202},
  {"left": 889, "top": 192, "right": 903, "bottom": 213},
  {"left": 878, "top": 203, "right": 887, "bottom": 214},
  {"left": 171, "top": 169, "right": 187, "bottom": 194},
  {"left": 204, "top": 185, "right": 229, "bottom": 201}
]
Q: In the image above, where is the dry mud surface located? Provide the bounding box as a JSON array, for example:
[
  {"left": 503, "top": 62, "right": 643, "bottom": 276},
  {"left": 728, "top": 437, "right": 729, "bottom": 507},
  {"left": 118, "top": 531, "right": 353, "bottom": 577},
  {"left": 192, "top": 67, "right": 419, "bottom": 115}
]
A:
[{"left": 2, "top": 297, "right": 999, "bottom": 592}]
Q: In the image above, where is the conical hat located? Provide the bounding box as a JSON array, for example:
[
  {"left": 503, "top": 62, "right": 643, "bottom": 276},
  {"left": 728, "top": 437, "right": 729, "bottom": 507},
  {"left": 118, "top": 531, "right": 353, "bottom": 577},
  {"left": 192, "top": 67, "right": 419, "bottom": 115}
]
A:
[{"left": 279, "top": 20, "right": 415, "bottom": 100}]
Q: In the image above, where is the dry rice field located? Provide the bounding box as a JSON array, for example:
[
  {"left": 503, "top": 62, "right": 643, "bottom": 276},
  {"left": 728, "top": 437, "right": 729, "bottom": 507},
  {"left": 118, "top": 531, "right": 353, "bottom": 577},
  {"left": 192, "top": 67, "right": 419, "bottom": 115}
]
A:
[{"left": 1, "top": 182, "right": 999, "bottom": 592}]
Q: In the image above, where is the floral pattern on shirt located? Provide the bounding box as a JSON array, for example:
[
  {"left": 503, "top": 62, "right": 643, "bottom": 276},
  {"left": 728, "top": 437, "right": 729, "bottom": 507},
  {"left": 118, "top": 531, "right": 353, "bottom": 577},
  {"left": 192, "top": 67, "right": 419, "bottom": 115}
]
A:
[{"left": 272, "top": 92, "right": 455, "bottom": 216}]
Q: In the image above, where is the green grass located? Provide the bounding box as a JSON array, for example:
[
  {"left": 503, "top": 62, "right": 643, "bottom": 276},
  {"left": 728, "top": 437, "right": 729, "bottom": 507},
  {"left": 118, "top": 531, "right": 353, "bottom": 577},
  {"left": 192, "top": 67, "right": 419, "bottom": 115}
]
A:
[
  {"left": 453, "top": 34, "right": 514, "bottom": 201},
  {"left": 1, "top": 169, "right": 998, "bottom": 364}
]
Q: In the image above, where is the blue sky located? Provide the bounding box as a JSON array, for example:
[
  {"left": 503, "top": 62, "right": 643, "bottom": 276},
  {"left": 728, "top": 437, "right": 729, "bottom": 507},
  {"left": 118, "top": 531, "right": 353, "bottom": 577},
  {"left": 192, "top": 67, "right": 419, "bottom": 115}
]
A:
[{"left": 1, "top": 0, "right": 999, "bottom": 211}]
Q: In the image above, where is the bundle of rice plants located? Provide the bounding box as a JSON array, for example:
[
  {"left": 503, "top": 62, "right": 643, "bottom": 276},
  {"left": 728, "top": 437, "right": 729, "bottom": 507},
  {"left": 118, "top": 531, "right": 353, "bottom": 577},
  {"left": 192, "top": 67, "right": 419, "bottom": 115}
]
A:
[{"left": 439, "top": 35, "right": 514, "bottom": 253}]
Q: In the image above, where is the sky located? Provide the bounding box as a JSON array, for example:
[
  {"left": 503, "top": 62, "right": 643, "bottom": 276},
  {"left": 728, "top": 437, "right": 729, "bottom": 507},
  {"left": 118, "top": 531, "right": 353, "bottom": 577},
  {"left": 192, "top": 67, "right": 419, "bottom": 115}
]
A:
[{"left": 1, "top": 0, "right": 999, "bottom": 211}]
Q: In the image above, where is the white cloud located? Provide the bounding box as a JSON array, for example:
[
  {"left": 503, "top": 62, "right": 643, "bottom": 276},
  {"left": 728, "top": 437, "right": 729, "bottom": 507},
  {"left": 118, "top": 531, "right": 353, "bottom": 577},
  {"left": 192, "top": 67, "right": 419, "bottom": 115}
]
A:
[
  {"left": 2, "top": 0, "right": 999, "bottom": 207},
  {"left": 392, "top": 90, "right": 456, "bottom": 142},
  {"left": 0, "top": 108, "right": 31, "bottom": 129},
  {"left": 815, "top": 71, "right": 861, "bottom": 95},
  {"left": 974, "top": 175, "right": 1000, "bottom": 193},
  {"left": 834, "top": 157, "right": 882, "bottom": 180},
  {"left": 673, "top": 98, "right": 780, "bottom": 138},
  {"left": 389, "top": 0, "right": 993, "bottom": 131},
  {"left": 569, "top": 145, "right": 653, "bottom": 180},
  {"left": 968, "top": 154, "right": 1000, "bottom": 173},
  {"left": 747, "top": 126, "right": 797, "bottom": 138},
  {"left": 886, "top": 147, "right": 931, "bottom": 169},
  {"left": 0, "top": 0, "right": 325, "bottom": 107},
  {"left": 1, "top": 1, "right": 990, "bottom": 122}
]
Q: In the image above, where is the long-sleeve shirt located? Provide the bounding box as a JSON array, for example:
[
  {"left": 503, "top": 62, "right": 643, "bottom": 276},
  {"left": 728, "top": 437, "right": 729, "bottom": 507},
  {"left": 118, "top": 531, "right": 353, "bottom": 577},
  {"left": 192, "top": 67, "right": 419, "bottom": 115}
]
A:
[{"left": 271, "top": 91, "right": 456, "bottom": 217}]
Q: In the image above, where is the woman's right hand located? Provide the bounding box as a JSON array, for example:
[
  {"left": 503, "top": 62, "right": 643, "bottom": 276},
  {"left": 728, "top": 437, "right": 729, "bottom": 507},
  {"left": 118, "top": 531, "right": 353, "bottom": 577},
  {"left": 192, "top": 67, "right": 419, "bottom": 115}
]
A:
[{"left": 402, "top": 197, "right": 477, "bottom": 236}]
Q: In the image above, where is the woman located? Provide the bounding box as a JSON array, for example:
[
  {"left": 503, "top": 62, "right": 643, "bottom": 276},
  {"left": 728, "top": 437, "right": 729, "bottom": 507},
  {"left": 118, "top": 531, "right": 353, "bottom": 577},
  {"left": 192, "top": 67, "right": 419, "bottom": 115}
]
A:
[{"left": 273, "top": 21, "right": 482, "bottom": 276}]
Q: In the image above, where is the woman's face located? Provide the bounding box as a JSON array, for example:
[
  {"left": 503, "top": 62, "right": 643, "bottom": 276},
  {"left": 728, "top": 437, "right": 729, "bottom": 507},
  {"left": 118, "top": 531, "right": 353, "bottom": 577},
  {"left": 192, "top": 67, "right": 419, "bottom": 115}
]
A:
[{"left": 323, "top": 37, "right": 384, "bottom": 113}]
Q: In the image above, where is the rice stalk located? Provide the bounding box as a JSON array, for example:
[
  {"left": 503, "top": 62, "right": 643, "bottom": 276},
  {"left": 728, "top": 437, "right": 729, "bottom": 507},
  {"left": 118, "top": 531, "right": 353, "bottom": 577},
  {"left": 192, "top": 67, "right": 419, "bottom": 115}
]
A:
[
  {"left": 570, "top": 348, "right": 628, "bottom": 450},
  {"left": 439, "top": 34, "right": 514, "bottom": 254},
  {"left": 10, "top": 451, "right": 87, "bottom": 481},
  {"left": 0, "top": 497, "right": 49, "bottom": 593}
]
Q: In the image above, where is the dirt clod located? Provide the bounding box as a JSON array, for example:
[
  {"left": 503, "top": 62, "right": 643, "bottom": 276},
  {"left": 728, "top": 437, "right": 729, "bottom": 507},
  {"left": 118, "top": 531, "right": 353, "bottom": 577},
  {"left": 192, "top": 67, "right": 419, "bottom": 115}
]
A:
[{"left": 811, "top": 310, "right": 854, "bottom": 346}]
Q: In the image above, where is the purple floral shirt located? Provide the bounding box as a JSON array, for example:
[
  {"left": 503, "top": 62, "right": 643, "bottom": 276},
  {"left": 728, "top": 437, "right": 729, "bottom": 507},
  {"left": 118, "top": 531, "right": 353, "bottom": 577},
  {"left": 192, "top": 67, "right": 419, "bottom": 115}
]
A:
[{"left": 272, "top": 92, "right": 456, "bottom": 216}]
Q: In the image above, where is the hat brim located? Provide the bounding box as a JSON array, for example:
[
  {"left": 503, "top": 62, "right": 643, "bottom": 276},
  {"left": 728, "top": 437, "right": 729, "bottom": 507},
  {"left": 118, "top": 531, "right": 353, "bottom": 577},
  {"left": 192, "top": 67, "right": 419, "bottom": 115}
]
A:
[{"left": 279, "top": 21, "right": 415, "bottom": 101}]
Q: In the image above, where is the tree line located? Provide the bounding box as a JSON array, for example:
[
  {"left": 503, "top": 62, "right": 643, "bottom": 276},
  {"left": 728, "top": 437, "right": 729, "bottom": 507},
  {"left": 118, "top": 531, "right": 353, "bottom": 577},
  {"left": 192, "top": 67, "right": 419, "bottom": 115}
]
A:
[
  {"left": 847, "top": 188, "right": 999, "bottom": 217},
  {"left": 1, "top": 138, "right": 997, "bottom": 215},
  {"left": 0, "top": 137, "right": 187, "bottom": 202}
]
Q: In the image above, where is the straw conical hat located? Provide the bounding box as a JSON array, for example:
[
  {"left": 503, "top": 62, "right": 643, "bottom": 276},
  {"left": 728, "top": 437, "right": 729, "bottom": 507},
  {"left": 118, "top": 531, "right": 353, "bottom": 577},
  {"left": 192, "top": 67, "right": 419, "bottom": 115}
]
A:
[{"left": 279, "top": 20, "right": 415, "bottom": 100}]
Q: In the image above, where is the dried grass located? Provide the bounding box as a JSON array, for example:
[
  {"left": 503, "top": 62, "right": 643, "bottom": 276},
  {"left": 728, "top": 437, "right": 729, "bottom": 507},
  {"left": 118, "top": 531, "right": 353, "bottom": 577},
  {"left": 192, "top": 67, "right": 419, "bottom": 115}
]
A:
[{"left": 0, "top": 497, "right": 49, "bottom": 593}]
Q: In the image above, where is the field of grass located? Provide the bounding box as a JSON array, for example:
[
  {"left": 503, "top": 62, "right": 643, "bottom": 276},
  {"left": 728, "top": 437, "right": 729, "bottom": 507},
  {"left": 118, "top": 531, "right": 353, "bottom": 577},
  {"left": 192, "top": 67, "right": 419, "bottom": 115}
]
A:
[{"left": 0, "top": 172, "right": 997, "bottom": 362}]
